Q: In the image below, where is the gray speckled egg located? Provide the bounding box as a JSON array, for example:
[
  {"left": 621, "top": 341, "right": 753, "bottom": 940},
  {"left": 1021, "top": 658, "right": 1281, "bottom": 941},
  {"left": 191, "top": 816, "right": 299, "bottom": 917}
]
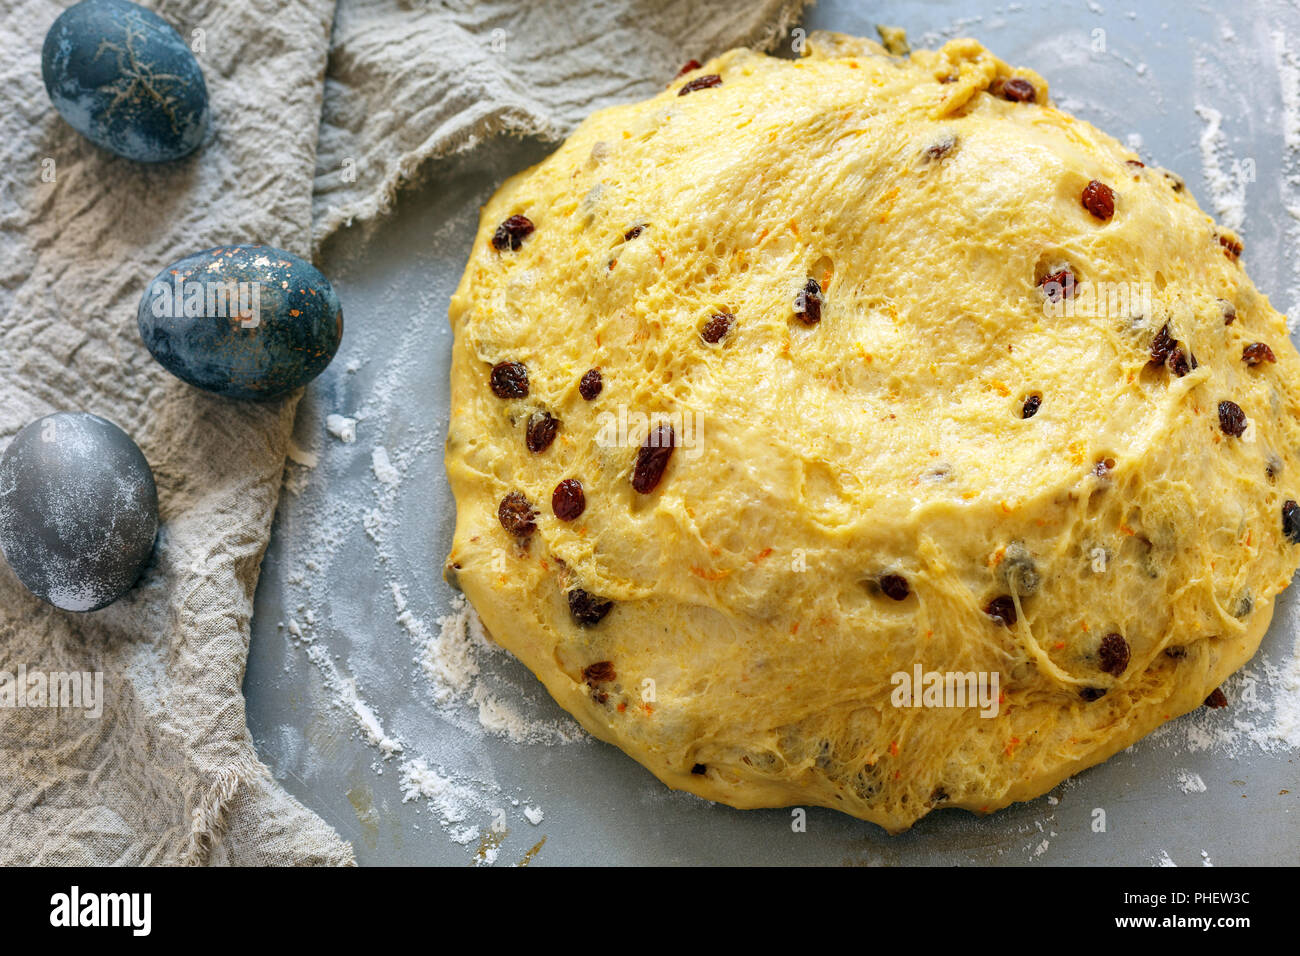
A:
[
  {"left": 0, "top": 413, "right": 158, "bottom": 612},
  {"left": 137, "top": 245, "right": 344, "bottom": 400},
  {"left": 41, "top": 0, "right": 209, "bottom": 163}
]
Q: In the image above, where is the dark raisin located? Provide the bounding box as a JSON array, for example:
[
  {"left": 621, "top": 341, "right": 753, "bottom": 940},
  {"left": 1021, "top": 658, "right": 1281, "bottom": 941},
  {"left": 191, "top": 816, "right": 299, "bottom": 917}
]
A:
[
  {"left": 984, "top": 595, "right": 1017, "bottom": 626},
  {"left": 1039, "top": 269, "right": 1075, "bottom": 302},
  {"left": 1243, "top": 342, "right": 1276, "bottom": 366},
  {"left": 491, "top": 214, "right": 534, "bottom": 251},
  {"left": 1098, "top": 632, "right": 1130, "bottom": 676},
  {"left": 1218, "top": 233, "right": 1243, "bottom": 259},
  {"left": 679, "top": 74, "right": 722, "bottom": 95},
  {"left": 578, "top": 368, "right": 602, "bottom": 400},
  {"left": 1167, "top": 346, "right": 1195, "bottom": 377},
  {"left": 1283, "top": 500, "right": 1300, "bottom": 543},
  {"left": 701, "top": 311, "right": 734, "bottom": 343},
  {"left": 1126, "top": 158, "right": 1145, "bottom": 168},
  {"left": 552, "top": 478, "right": 586, "bottom": 521},
  {"left": 525, "top": 411, "right": 559, "bottom": 453},
  {"left": 624, "top": 224, "right": 645, "bottom": 241},
  {"left": 1220, "top": 300, "right": 1237, "bottom": 325},
  {"left": 997, "top": 77, "right": 1036, "bottom": 102},
  {"left": 1079, "top": 687, "right": 1107, "bottom": 702},
  {"left": 1081, "top": 179, "right": 1115, "bottom": 221},
  {"left": 1021, "top": 394, "right": 1042, "bottom": 419},
  {"left": 631, "top": 423, "right": 676, "bottom": 493},
  {"left": 1204, "top": 687, "right": 1228, "bottom": 709},
  {"left": 568, "top": 588, "right": 613, "bottom": 627},
  {"left": 490, "top": 361, "right": 529, "bottom": 399},
  {"left": 498, "top": 491, "right": 537, "bottom": 537},
  {"left": 583, "top": 660, "right": 616, "bottom": 683},
  {"left": 1160, "top": 169, "right": 1185, "bottom": 192},
  {"left": 691, "top": 763, "right": 707, "bottom": 775},
  {"left": 795, "top": 278, "right": 822, "bottom": 324},
  {"left": 1149, "top": 323, "right": 1176, "bottom": 368},
  {"left": 1218, "top": 400, "right": 1247, "bottom": 437},
  {"left": 677, "top": 59, "right": 702, "bottom": 76},
  {"left": 879, "top": 574, "right": 910, "bottom": 601}
]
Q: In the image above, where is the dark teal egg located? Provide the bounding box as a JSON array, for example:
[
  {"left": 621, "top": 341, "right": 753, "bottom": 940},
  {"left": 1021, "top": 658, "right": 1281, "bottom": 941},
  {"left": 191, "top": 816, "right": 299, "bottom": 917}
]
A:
[
  {"left": 137, "top": 245, "right": 343, "bottom": 400},
  {"left": 41, "top": 0, "right": 208, "bottom": 163},
  {"left": 0, "top": 412, "right": 157, "bottom": 612}
]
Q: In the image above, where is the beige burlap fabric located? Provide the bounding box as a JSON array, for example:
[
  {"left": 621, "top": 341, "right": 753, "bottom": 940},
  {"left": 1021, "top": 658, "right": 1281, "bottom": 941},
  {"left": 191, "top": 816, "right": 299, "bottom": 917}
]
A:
[{"left": 0, "top": 0, "right": 807, "bottom": 865}]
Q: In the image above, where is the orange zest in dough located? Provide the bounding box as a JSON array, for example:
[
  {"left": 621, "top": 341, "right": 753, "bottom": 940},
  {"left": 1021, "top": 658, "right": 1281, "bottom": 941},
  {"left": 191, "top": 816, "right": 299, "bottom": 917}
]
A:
[{"left": 690, "top": 566, "right": 731, "bottom": 581}]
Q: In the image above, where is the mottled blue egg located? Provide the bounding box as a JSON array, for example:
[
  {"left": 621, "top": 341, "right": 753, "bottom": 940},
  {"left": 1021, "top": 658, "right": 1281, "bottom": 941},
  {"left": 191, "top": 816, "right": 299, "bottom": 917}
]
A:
[
  {"left": 42, "top": 0, "right": 208, "bottom": 163},
  {"left": 0, "top": 413, "right": 158, "bottom": 612},
  {"left": 137, "top": 245, "right": 344, "bottom": 400}
]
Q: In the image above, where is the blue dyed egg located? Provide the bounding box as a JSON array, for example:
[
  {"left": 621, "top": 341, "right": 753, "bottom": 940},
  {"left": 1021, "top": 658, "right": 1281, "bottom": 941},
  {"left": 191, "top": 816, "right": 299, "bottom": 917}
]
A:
[
  {"left": 0, "top": 412, "right": 158, "bottom": 612},
  {"left": 41, "top": 0, "right": 208, "bottom": 163},
  {"left": 137, "top": 245, "right": 344, "bottom": 400}
]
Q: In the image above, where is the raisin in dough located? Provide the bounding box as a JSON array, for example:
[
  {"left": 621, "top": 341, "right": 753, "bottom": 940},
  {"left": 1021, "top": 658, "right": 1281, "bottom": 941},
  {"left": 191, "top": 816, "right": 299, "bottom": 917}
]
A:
[{"left": 444, "top": 33, "right": 1300, "bottom": 831}]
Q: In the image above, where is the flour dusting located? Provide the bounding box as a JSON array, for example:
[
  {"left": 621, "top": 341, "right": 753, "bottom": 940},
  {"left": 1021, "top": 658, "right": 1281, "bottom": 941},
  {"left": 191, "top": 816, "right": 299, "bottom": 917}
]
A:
[
  {"left": 370, "top": 446, "right": 400, "bottom": 485},
  {"left": 326, "top": 414, "right": 357, "bottom": 443},
  {"left": 1193, "top": 104, "right": 1248, "bottom": 231}
]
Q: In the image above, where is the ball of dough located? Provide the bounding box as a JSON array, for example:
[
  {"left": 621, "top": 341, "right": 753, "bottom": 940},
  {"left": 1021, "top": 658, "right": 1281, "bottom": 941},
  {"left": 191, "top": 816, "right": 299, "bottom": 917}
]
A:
[{"left": 445, "top": 33, "right": 1300, "bottom": 831}]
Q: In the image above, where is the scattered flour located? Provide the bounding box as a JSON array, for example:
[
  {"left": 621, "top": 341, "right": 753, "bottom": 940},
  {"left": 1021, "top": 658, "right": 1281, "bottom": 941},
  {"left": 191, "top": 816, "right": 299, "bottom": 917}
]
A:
[
  {"left": 1272, "top": 30, "right": 1300, "bottom": 321},
  {"left": 1271, "top": 631, "right": 1300, "bottom": 744},
  {"left": 299, "top": 638, "right": 402, "bottom": 757},
  {"left": 1193, "top": 104, "right": 1247, "bottom": 231},
  {"left": 399, "top": 759, "right": 482, "bottom": 845},
  {"left": 1149, "top": 640, "right": 1300, "bottom": 756},
  {"left": 423, "top": 592, "right": 586, "bottom": 745},
  {"left": 273, "top": 320, "right": 578, "bottom": 861},
  {"left": 1156, "top": 850, "right": 1178, "bottom": 867},
  {"left": 326, "top": 414, "right": 357, "bottom": 443},
  {"left": 425, "top": 592, "right": 485, "bottom": 703},
  {"left": 370, "top": 446, "right": 400, "bottom": 484},
  {"left": 1176, "top": 770, "right": 1207, "bottom": 794}
]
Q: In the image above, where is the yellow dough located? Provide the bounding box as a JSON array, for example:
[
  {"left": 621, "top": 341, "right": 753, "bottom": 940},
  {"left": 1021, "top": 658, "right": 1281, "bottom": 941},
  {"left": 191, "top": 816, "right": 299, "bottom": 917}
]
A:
[{"left": 444, "top": 33, "right": 1300, "bottom": 831}]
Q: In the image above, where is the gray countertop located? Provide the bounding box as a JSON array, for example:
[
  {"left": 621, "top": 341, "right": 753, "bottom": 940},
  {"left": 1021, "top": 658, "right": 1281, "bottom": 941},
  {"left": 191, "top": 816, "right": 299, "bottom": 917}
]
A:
[{"left": 243, "top": 0, "right": 1300, "bottom": 865}]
